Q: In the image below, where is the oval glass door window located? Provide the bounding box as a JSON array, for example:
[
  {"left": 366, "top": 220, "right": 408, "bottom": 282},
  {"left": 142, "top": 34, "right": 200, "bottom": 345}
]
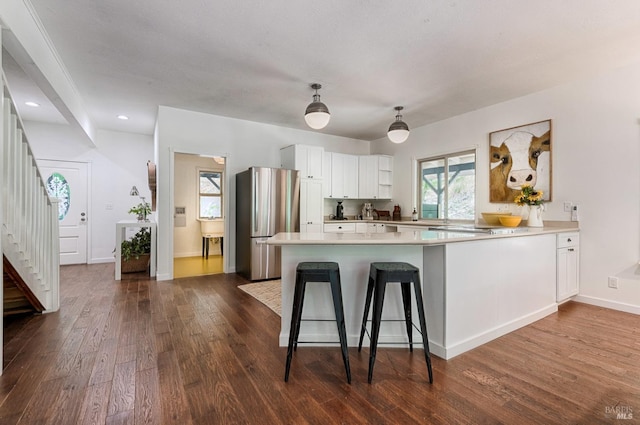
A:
[{"left": 46, "top": 172, "right": 71, "bottom": 220}]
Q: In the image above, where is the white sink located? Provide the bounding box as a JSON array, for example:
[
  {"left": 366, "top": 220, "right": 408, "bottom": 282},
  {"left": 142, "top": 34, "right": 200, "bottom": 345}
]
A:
[{"left": 199, "top": 219, "right": 224, "bottom": 236}]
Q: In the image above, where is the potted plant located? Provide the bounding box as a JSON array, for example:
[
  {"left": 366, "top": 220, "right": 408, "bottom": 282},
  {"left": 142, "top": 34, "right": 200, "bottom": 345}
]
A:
[
  {"left": 129, "top": 202, "right": 151, "bottom": 221},
  {"left": 120, "top": 228, "right": 151, "bottom": 273},
  {"left": 118, "top": 200, "right": 152, "bottom": 273}
]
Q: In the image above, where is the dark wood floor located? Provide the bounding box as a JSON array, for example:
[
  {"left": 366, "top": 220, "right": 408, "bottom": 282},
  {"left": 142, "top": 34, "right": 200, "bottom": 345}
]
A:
[{"left": 1, "top": 264, "right": 639, "bottom": 424}]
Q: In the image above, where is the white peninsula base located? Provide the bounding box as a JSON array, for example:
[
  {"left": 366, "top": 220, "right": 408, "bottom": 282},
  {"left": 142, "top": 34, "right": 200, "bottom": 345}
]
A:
[{"left": 275, "top": 231, "right": 559, "bottom": 360}]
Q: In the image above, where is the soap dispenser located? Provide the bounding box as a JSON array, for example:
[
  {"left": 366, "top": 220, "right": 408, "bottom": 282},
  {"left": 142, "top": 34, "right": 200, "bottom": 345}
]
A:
[{"left": 411, "top": 207, "right": 418, "bottom": 221}]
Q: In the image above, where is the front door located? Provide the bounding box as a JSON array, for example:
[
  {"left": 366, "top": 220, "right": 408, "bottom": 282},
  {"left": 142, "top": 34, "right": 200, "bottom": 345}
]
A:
[{"left": 38, "top": 159, "right": 89, "bottom": 265}]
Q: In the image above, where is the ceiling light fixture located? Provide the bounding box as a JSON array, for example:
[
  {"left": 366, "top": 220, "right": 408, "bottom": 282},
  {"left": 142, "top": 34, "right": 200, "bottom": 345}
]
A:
[
  {"left": 117, "top": 115, "right": 129, "bottom": 120},
  {"left": 387, "top": 106, "right": 410, "bottom": 143},
  {"left": 304, "top": 83, "right": 330, "bottom": 130},
  {"left": 25, "top": 101, "right": 40, "bottom": 107}
]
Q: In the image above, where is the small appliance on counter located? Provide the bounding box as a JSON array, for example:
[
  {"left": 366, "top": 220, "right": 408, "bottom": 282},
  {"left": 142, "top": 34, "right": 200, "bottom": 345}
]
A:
[
  {"left": 335, "top": 201, "right": 345, "bottom": 220},
  {"left": 392, "top": 205, "right": 401, "bottom": 221},
  {"left": 362, "top": 202, "right": 373, "bottom": 219}
]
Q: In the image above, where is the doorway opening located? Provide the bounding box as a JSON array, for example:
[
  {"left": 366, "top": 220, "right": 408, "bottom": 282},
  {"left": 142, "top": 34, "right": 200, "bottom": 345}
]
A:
[{"left": 173, "top": 153, "right": 226, "bottom": 278}]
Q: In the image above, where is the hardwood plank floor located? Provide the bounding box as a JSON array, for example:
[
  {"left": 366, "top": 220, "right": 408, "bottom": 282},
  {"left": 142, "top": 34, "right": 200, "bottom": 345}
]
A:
[{"left": 2, "top": 263, "right": 639, "bottom": 424}]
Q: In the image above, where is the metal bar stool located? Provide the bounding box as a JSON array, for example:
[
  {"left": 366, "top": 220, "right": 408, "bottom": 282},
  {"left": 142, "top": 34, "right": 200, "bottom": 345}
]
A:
[
  {"left": 358, "top": 262, "right": 433, "bottom": 383},
  {"left": 285, "top": 262, "right": 351, "bottom": 384}
]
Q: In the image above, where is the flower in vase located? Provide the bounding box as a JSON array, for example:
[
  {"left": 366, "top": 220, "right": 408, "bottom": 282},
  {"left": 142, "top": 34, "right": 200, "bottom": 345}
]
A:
[{"left": 514, "top": 184, "right": 544, "bottom": 206}]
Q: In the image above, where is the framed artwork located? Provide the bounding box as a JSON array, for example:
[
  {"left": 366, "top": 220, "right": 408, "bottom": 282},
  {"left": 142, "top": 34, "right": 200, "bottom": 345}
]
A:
[{"left": 489, "top": 119, "right": 552, "bottom": 203}]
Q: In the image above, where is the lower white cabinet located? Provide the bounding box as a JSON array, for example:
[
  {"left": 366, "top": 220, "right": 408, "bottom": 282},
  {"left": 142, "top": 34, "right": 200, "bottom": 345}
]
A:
[
  {"left": 556, "top": 232, "right": 579, "bottom": 302},
  {"left": 324, "top": 222, "right": 356, "bottom": 233}
]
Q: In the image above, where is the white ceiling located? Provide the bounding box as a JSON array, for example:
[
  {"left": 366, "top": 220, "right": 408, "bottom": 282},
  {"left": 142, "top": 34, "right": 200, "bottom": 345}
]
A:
[{"left": 7, "top": 0, "right": 640, "bottom": 140}]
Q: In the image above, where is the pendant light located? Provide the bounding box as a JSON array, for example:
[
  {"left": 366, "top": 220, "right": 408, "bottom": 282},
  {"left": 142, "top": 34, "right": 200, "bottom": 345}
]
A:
[
  {"left": 304, "top": 83, "right": 331, "bottom": 130},
  {"left": 387, "top": 106, "right": 410, "bottom": 143}
]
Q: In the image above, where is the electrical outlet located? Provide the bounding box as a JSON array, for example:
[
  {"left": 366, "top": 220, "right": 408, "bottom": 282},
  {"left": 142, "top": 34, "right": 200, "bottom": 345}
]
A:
[
  {"left": 608, "top": 276, "right": 618, "bottom": 289},
  {"left": 571, "top": 205, "right": 579, "bottom": 221},
  {"left": 563, "top": 201, "right": 572, "bottom": 212}
]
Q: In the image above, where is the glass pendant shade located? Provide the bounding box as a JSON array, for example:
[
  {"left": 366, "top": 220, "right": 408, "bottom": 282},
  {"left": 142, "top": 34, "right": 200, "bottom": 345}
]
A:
[
  {"left": 304, "top": 84, "right": 330, "bottom": 129},
  {"left": 387, "top": 106, "right": 410, "bottom": 143}
]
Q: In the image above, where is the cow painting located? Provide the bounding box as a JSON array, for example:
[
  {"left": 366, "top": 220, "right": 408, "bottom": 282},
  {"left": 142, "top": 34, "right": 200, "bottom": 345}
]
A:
[{"left": 489, "top": 120, "right": 551, "bottom": 203}]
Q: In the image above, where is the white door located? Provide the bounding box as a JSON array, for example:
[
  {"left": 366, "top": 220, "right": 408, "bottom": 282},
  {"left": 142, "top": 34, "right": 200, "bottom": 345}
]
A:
[{"left": 38, "top": 160, "right": 89, "bottom": 265}]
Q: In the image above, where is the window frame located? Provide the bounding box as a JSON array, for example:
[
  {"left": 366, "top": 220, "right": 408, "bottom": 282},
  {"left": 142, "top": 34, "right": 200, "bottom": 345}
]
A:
[
  {"left": 416, "top": 148, "right": 477, "bottom": 223},
  {"left": 197, "top": 168, "right": 223, "bottom": 219}
]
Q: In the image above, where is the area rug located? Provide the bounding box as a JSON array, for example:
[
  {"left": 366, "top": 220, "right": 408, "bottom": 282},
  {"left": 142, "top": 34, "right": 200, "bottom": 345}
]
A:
[{"left": 238, "top": 279, "right": 281, "bottom": 316}]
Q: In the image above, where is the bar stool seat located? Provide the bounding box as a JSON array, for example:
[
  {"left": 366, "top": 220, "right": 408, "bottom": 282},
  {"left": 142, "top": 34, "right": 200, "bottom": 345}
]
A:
[
  {"left": 285, "top": 262, "right": 351, "bottom": 384},
  {"left": 358, "top": 262, "right": 433, "bottom": 383}
]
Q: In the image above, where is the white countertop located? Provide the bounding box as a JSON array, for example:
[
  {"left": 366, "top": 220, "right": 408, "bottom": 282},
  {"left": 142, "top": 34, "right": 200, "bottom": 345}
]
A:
[{"left": 267, "top": 225, "right": 578, "bottom": 246}]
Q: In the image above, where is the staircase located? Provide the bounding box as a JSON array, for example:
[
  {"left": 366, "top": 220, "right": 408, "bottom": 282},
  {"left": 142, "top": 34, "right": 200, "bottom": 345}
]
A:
[{"left": 2, "top": 72, "right": 60, "bottom": 317}]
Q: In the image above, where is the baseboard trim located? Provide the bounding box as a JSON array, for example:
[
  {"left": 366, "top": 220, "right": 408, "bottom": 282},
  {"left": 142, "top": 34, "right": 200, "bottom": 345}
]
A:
[
  {"left": 573, "top": 295, "right": 640, "bottom": 315},
  {"left": 443, "top": 303, "right": 559, "bottom": 360},
  {"left": 89, "top": 257, "right": 115, "bottom": 264}
]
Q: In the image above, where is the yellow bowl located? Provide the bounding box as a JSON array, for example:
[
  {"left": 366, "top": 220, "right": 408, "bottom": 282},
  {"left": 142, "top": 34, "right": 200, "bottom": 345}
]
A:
[
  {"left": 498, "top": 215, "right": 522, "bottom": 227},
  {"left": 482, "top": 212, "right": 512, "bottom": 226}
]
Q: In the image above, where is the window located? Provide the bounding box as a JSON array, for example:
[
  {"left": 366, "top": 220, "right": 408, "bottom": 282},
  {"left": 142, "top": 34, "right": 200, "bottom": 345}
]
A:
[
  {"left": 199, "top": 170, "right": 223, "bottom": 219},
  {"left": 418, "top": 150, "right": 476, "bottom": 221}
]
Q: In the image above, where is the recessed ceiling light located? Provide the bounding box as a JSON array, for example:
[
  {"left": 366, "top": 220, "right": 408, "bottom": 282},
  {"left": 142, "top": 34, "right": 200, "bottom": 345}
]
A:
[
  {"left": 25, "top": 101, "right": 40, "bottom": 107},
  {"left": 117, "top": 115, "right": 129, "bottom": 120}
]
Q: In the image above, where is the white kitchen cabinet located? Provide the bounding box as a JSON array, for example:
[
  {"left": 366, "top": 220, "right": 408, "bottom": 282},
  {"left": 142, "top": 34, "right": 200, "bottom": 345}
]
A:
[
  {"left": 355, "top": 222, "right": 394, "bottom": 233},
  {"left": 280, "top": 144, "right": 324, "bottom": 179},
  {"left": 358, "top": 155, "right": 393, "bottom": 199},
  {"left": 557, "top": 232, "right": 579, "bottom": 302},
  {"left": 300, "top": 179, "right": 324, "bottom": 233},
  {"left": 324, "top": 222, "right": 356, "bottom": 233},
  {"left": 328, "top": 152, "right": 358, "bottom": 199},
  {"left": 377, "top": 155, "right": 393, "bottom": 199},
  {"left": 358, "top": 156, "right": 378, "bottom": 199}
]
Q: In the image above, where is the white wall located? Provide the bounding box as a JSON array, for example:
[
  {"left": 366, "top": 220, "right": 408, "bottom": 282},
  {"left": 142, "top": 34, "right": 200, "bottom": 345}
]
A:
[
  {"left": 174, "top": 153, "right": 224, "bottom": 257},
  {"left": 372, "top": 61, "right": 640, "bottom": 313},
  {"left": 154, "top": 106, "right": 370, "bottom": 280},
  {"left": 25, "top": 122, "right": 154, "bottom": 263}
]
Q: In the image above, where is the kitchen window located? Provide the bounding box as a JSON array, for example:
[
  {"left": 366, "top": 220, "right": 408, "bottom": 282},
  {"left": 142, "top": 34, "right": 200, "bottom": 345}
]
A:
[
  {"left": 198, "top": 169, "right": 223, "bottom": 219},
  {"left": 418, "top": 150, "right": 476, "bottom": 221}
]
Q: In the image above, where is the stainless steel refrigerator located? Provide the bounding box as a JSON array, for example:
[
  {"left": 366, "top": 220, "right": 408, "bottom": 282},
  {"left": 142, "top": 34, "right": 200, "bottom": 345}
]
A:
[{"left": 236, "top": 167, "right": 300, "bottom": 280}]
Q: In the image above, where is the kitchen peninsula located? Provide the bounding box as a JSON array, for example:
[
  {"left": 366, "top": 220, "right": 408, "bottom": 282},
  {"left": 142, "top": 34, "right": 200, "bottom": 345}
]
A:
[{"left": 267, "top": 225, "right": 579, "bottom": 360}]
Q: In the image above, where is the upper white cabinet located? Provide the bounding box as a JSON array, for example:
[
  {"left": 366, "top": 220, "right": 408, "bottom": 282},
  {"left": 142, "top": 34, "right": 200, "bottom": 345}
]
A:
[
  {"left": 358, "top": 155, "right": 393, "bottom": 199},
  {"left": 280, "top": 144, "right": 324, "bottom": 179},
  {"left": 327, "top": 152, "right": 359, "bottom": 199}
]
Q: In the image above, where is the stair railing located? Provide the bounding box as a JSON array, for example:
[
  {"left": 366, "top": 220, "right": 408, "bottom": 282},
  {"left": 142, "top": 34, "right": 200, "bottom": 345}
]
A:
[{"left": 2, "top": 72, "right": 60, "bottom": 312}]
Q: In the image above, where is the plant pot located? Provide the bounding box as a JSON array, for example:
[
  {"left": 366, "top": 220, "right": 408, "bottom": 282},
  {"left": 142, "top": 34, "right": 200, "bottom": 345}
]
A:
[
  {"left": 121, "top": 253, "right": 150, "bottom": 273},
  {"left": 527, "top": 205, "right": 544, "bottom": 227}
]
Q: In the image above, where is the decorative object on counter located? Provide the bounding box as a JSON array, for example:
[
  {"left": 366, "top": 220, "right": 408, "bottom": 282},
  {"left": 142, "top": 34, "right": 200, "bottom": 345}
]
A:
[
  {"left": 374, "top": 209, "right": 390, "bottom": 220},
  {"left": 387, "top": 106, "right": 410, "bottom": 143},
  {"left": 489, "top": 120, "right": 551, "bottom": 203},
  {"left": 481, "top": 211, "right": 512, "bottom": 226},
  {"left": 514, "top": 184, "right": 545, "bottom": 227},
  {"left": 498, "top": 215, "right": 522, "bottom": 227},
  {"left": 527, "top": 205, "right": 545, "bottom": 227},
  {"left": 411, "top": 207, "right": 418, "bottom": 221},
  {"left": 392, "top": 205, "right": 401, "bottom": 221},
  {"left": 129, "top": 185, "right": 151, "bottom": 221},
  {"left": 362, "top": 202, "right": 373, "bottom": 219},
  {"left": 304, "top": 83, "right": 330, "bottom": 130}
]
